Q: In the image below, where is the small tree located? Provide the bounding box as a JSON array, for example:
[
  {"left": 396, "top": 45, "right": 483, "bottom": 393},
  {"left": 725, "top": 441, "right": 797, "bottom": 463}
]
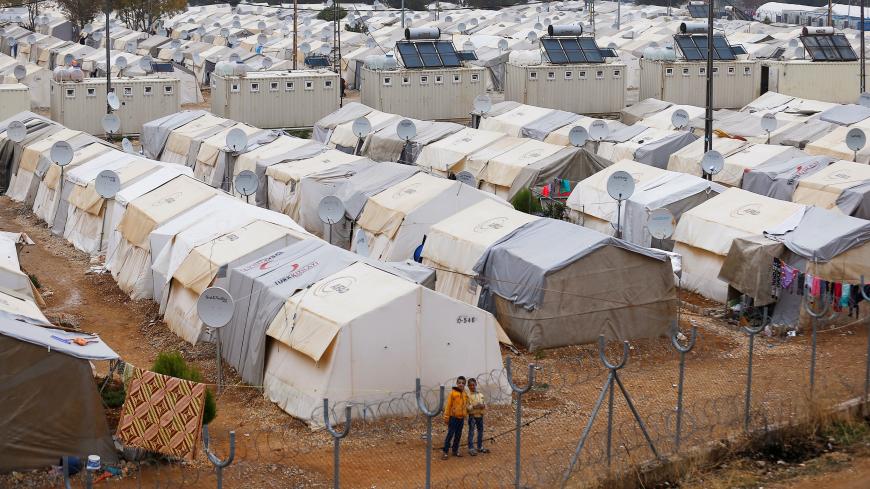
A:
[
  {"left": 152, "top": 351, "right": 217, "bottom": 425},
  {"left": 317, "top": 6, "right": 347, "bottom": 22},
  {"left": 115, "top": 0, "right": 186, "bottom": 33},
  {"left": 56, "top": 0, "right": 103, "bottom": 37}
]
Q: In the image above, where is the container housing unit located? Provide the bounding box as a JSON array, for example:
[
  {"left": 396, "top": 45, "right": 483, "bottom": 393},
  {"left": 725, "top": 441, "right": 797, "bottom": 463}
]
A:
[
  {"left": 505, "top": 25, "right": 626, "bottom": 115},
  {"left": 0, "top": 83, "right": 30, "bottom": 120},
  {"left": 640, "top": 24, "right": 759, "bottom": 109},
  {"left": 50, "top": 76, "right": 180, "bottom": 136},
  {"left": 211, "top": 69, "right": 341, "bottom": 129},
  {"left": 760, "top": 27, "right": 864, "bottom": 104},
  {"left": 360, "top": 27, "right": 486, "bottom": 121}
]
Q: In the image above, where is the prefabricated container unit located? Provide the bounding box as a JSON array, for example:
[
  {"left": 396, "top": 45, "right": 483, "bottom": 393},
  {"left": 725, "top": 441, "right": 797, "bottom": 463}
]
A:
[
  {"left": 505, "top": 63, "right": 626, "bottom": 115},
  {"left": 211, "top": 70, "right": 341, "bottom": 129},
  {"left": 0, "top": 83, "right": 30, "bottom": 120},
  {"left": 360, "top": 28, "right": 486, "bottom": 121},
  {"left": 50, "top": 77, "right": 180, "bottom": 136},
  {"left": 639, "top": 58, "right": 760, "bottom": 108}
]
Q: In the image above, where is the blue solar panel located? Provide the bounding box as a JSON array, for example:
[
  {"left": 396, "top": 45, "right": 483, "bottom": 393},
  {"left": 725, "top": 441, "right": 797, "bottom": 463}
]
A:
[
  {"left": 675, "top": 34, "right": 738, "bottom": 60},
  {"left": 395, "top": 40, "right": 463, "bottom": 69},
  {"left": 542, "top": 36, "right": 608, "bottom": 64},
  {"left": 305, "top": 55, "right": 331, "bottom": 67}
]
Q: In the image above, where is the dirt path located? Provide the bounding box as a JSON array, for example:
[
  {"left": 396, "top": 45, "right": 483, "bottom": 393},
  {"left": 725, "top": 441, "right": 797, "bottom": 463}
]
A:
[{"left": 782, "top": 455, "right": 870, "bottom": 489}]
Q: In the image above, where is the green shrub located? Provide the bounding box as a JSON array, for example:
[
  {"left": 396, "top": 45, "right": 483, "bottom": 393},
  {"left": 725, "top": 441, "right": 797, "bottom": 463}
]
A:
[
  {"left": 151, "top": 351, "right": 217, "bottom": 425},
  {"left": 317, "top": 6, "right": 347, "bottom": 22},
  {"left": 511, "top": 187, "right": 543, "bottom": 215}
]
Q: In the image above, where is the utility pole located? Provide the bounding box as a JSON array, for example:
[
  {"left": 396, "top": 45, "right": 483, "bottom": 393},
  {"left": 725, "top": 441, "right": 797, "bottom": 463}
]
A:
[
  {"left": 105, "top": 0, "right": 111, "bottom": 115},
  {"left": 704, "top": 0, "right": 714, "bottom": 169},
  {"left": 401, "top": 0, "right": 405, "bottom": 29},
  {"left": 829, "top": 0, "right": 833, "bottom": 26},
  {"left": 617, "top": 0, "right": 620, "bottom": 29},
  {"left": 862, "top": 0, "right": 866, "bottom": 92},
  {"left": 293, "top": 0, "right": 298, "bottom": 69}
]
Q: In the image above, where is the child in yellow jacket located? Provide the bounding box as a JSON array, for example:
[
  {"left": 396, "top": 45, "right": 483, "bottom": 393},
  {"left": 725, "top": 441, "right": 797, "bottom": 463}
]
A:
[{"left": 442, "top": 376, "right": 468, "bottom": 459}]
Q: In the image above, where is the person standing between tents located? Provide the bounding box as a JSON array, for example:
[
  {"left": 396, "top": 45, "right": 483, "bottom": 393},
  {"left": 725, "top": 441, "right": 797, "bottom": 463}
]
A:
[
  {"left": 442, "top": 376, "right": 468, "bottom": 460},
  {"left": 466, "top": 378, "right": 489, "bottom": 456}
]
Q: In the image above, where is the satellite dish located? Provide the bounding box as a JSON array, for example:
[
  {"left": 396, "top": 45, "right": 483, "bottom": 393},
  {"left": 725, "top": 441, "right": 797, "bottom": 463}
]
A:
[
  {"left": 12, "top": 64, "right": 26, "bottom": 81},
  {"left": 6, "top": 36, "right": 16, "bottom": 47},
  {"left": 261, "top": 56, "right": 273, "bottom": 70},
  {"left": 125, "top": 40, "right": 136, "bottom": 53},
  {"left": 352, "top": 117, "right": 372, "bottom": 138},
  {"left": 107, "top": 92, "right": 120, "bottom": 110},
  {"left": 498, "top": 39, "right": 509, "bottom": 51},
  {"left": 83, "top": 24, "right": 93, "bottom": 34},
  {"left": 172, "top": 50, "right": 184, "bottom": 63},
  {"left": 258, "top": 20, "right": 267, "bottom": 31},
  {"left": 300, "top": 42, "right": 311, "bottom": 55},
  {"left": 606, "top": 170, "right": 635, "bottom": 200},
  {"left": 233, "top": 19, "right": 242, "bottom": 28},
  {"left": 121, "top": 137, "right": 134, "bottom": 153},
  {"left": 458, "top": 22, "right": 467, "bottom": 33},
  {"left": 193, "top": 53, "right": 202, "bottom": 65},
  {"left": 257, "top": 33, "right": 267, "bottom": 45},
  {"left": 226, "top": 128, "right": 248, "bottom": 152},
  {"left": 95, "top": 169, "right": 121, "bottom": 198},
  {"left": 169, "top": 39, "right": 180, "bottom": 49},
  {"left": 671, "top": 109, "right": 690, "bottom": 129},
  {"left": 234, "top": 170, "right": 259, "bottom": 196},
  {"left": 197, "top": 286, "right": 234, "bottom": 329},
  {"left": 846, "top": 127, "right": 867, "bottom": 152},
  {"left": 157, "top": 27, "right": 167, "bottom": 37},
  {"left": 115, "top": 56, "right": 128, "bottom": 70},
  {"left": 527, "top": 31, "right": 538, "bottom": 43},
  {"left": 396, "top": 119, "right": 417, "bottom": 141},
  {"left": 455, "top": 170, "right": 476, "bottom": 187},
  {"left": 92, "top": 31, "right": 104, "bottom": 42},
  {"left": 63, "top": 53, "right": 74, "bottom": 65},
  {"left": 534, "top": 22, "right": 543, "bottom": 30},
  {"left": 227, "top": 35, "right": 237, "bottom": 46},
  {"left": 319, "top": 45, "right": 331, "bottom": 55},
  {"left": 760, "top": 113, "right": 778, "bottom": 132},
  {"left": 318, "top": 195, "right": 345, "bottom": 224},
  {"left": 7, "top": 121, "right": 26, "bottom": 142},
  {"left": 860, "top": 92, "right": 870, "bottom": 108},
  {"left": 26, "top": 34, "right": 36, "bottom": 44},
  {"left": 102, "top": 114, "right": 120, "bottom": 134},
  {"left": 568, "top": 126, "right": 589, "bottom": 147},
  {"left": 139, "top": 55, "right": 153, "bottom": 72},
  {"left": 50, "top": 141, "right": 73, "bottom": 166},
  {"left": 463, "top": 40, "right": 475, "bottom": 51},
  {"left": 220, "top": 27, "right": 230, "bottom": 38},
  {"left": 647, "top": 208, "right": 676, "bottom": 240},
  {"left": 589, "top": 120, "right": 609, "bottom": 141},
  {"left": 229, "top": 53, "right": 240, "bottom": 63},
  {"left": 473, "top": 94, "right": 492, "bottom": 114},
  {"left": 181, "top": 31, "right": 189, "bottom": 40},
  {"left": 196, "top": 26, "right": 205, "bottom": 36},
  {"left": 700, "top": 150, "right": 725, "bottom": 175}
]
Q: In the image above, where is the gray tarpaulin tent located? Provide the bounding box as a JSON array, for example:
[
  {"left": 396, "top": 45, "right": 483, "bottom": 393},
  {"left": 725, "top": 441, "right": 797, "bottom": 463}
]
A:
[
  {"left": 199, "top": 129, "right": 282, "bottom": 191},
  {"left": 252, "top": 140, "right": 327, "bottom": 208},
  {"left": 140, "top": 110, "right": 208, "bottom": 159},
  {"left": 224, "top": 239, "right": 434, "bottom": 385},
  {"left": 0, "top": 313, "right": 118, "bottom": 472},
  {"left": 621, "top": 98, "right": 672, "bottom": 125},
  {"left": 741, "top": 155, "right": 835, "bottom": 201},
  {"left": 313, "top": 102, "right": 374, "bottom": 144},
  {"left": 520, "top": 109, "right": 580, "bottom": 141},
  {"left": 362, "top": 118, "right": 463, "bottom": 163},
  {"left": 770, "top": 119, "right": 834, "bottom": 149},
  {"left": 634, "top": 131, "right": 699, "bottom": 169},
  {"left": 0, "top": 112, "right": 58, "bottom": 193},
  {"left": 818, "top": 104, "right": 870, "bottom": 126},
  {"left": 473, "top": 218, "right": 676, "bottom": 351},
  {"left": 295, "top": 160, "right": 418, "bottom": 249}
]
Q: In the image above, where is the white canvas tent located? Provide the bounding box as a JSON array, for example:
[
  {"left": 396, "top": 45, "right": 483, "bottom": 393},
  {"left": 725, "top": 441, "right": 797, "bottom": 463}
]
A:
[{"left": 792, "top": 160, "right": 870, "bottom": 219}]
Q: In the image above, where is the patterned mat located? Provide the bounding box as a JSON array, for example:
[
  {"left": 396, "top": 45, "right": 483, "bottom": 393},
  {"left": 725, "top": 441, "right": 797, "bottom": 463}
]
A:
[{"left": 116, "top": 367, "right": 207, "bottom": 460}]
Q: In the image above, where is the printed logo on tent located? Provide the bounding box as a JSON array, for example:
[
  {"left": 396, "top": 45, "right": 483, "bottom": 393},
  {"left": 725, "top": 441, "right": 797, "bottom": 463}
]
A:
[
  {"left": 314, "top": 276, "right": 357, "bottom": 296},
  {"left": 460, "top": 136, "right": 473, "bottom": 143},
  {"left": 151, "top": 192, "right": 183, "bottom": 207},
  {"left": 392, "top": 182, "right": 421, "bottom": 199},
  {"left": 787, "top": 163, "right": 821, "bottom": 186},
  {"left": 824, "top": 171, "right": 852, "bottom": 181},
  {"left": 522, "top": 150, "right": 542, "bottom": 159},
  {"left": 731, "top": 203, "right": 762, "bottom": 217},
  {"left": 218, "top": 233, "right": 239, "bottom": 242},
  {"left": 239, "top": 250, "right": 286, "bottom": 272},
  {"left": 273, "top": 261, "right": 319, "bottom": 286},
  {"left": 474, "top": 217, "right": 508, "bottom": 233}
]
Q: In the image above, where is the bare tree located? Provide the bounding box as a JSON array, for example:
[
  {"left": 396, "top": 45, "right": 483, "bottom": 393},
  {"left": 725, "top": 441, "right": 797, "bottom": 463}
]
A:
[
  {"left": 115, "top": 0, "right": 185, "bottom": 33},
  {"left": 55, "top": 0, "right": 102, "bottom": 37}
]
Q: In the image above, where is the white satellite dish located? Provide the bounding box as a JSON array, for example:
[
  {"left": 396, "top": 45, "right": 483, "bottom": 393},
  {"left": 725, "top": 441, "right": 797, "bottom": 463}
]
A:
[
  {"left": 63, "top": 53, "right": 74, "bottom": 65},
  {"left": 258, "top": 20, "right": 267, "bottom": 31},
  {"left": 227, "top": 35, "right": 237, "bottom": 46},
  {"left": 846, "top": 127, "right": 867, "bottom": 152},
  {"left": 169, "top": 39, "right": 180, "bottom": 49},
  {"left": 95, "top": 169, "right": 121, "bottom": 198},
  {"left": 193, "top": 53, "right": 202, "bottom": 65},
  {"left": 121, "top": 137, "right": 134, "bottom": 153},
  {"left": 6, "top": 36, "right": 16, "bottom": 47},
  {"left": 234, "top": 170, "right": 259, "bottom": 196},
  {"left": 220, "top": 27, "right": 230, "bottom": 38},
  {"left": 226, "top": 128, "right": 248, "bottom": 152},
  {"left": 139, "top": 55, "right": 153, "bottom": 72},
  {"left": 760, "top": 113, "right": 777, "bottom": 132},
  {"left": 102, "top": 114, "right": 120, "bottom": 134},
  {"left": 12, "top": 64, "right": 26, "bottom": 81},
  {"left": 568, "top": 126, "right": 589, "bottom": 147},
  {"left": 196, "top": 26, "right": 205, "bottom": 36},
  {"left": 92, "top": 31, "right": 103, "bottom": 43},
  {"left": 172, "top": 50, "right": 184, "bottom": 63},
  {"left": 396, "top": 119, "right": 417, "bottom": 141},
  {"left": 352, "top": 117, "right": 372, "bottom": 138},
  {"left": 534, "top": 22, "right": 543, "bottom": 30},
  {"left": 527, "top": 31, "right": 538, "bottom": 43},
  {"left": 700, "top": 150, "right": 725, "bottom": 175},
  {"left": 107, "top": 92, "right": 120, "bottom": 110},
  {"left": 671, "top": 109, "right": 690, "bottom": 129},
  {"left": 228, "top": 52, "right": 241, "bottom": 63},
  {"left": 115, "top": 56, "right": 128, "bottom": 70},
  {"left": 606, "top": 170, "right": 635, "bottom": 200},
  {"left": 180, "top": 31, "right": 190, "bottom": 40},
  {"left": 319, "top": 44, "right": 331, "bottom": 55},
  {"left": 50, "top": 141, "right": 73, "bottom": 167},
  {"left": 589, "top": 120, "right": 609, "bottom": 141},
  {"left": 458, "top": 22, "right": 467, "bottom": 33},
  {"left": 261, "top": 57, "right": 273, "bottom": 70},
  {"left": 455, "top": 170, "right": 476, "bottom": 187},
  {"left": 125, "top": 40, "right": 136, "bottom": 53},
  {"left": 83, "top": 24, "right": 93, "bottom": 34},
  {"left": 197, "top": 286, "right": 234, "bottom": 329},
  {"left": 157, "top": 27, "right": 167, "bottom": 37},
  {"left": 6, "top": 121, "right": 26, "bottom": 142},
  {"left": 473, "top": 94, "right": 492, "bottom": 114},
  {"left": 498, "top": 39, "right": 509, "bottom": 51},
  {"left": 26, "top": 34, "right": 36, "bottom": 44},
  {"left": 318, "top": 195, "right": 345, "bottom": 224},
  {"left": 463, "top": 40, "right": 475, "bottom": 51},
  {"left": 300, "top": 42, "right": 312, "bottom": 55},
  {"left": 233, "top": 19, "right": 242, "bottom": 28},
  {"left": 647, "top": 208, "right": 676, "bottom": 240},
  {"left": 257, "top": 33, "right": 267, "bottom": 45}
]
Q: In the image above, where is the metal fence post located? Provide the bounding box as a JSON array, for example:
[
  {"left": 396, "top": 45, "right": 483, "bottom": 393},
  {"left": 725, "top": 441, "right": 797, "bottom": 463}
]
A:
[
  {"left": 61, "top": 456, "right": 72, "bottom": 489},
  {"left": 323, "top": 398, "right": 352, "bottom": 489},
  {"left": 202, "top": 424, "right": 235, "bottom": 489},
  {"left": 804, "top": 286, "right": 830, "bottom": 396},
  {"left": 415, "top": 379, "right": 445, "bottom": 489},
  {"left": 670, "top": 322, "right": 697, "bottom": 451},
  {"left": 861, "top": 276, "right": 870, "bottom": 408},
  {"left": 506, "top": 357, "right": 536, "bottom": 489},
  {"left": 743, "top": 308, "right": 767, "bottom": 431}
]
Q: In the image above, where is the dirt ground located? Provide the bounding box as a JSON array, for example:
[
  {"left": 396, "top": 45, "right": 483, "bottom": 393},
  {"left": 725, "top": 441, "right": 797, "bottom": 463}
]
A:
[{"left": 2, "top": 194, "right": 870, "bottom": 489}]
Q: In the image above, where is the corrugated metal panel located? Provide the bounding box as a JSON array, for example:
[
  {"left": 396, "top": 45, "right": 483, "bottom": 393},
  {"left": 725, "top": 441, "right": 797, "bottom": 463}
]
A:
[
  {"left": 639, "top": 58, "right": 759, "bottom": 109},
  {"left": 50, "top": 77, "right": 180, "bottom": 135},
  {"left": 0, "top": 84, "right": 30, "bottom": 120},
  {"left": 505, "top": 62, "right": 626, "bottom": 115},
  {"left": 359, "top": 66, "right": 486, "bottom": 121},
  {"left": 762, "top": 60, "right": 864, "bottom": 104},
  {"left": 211, "top": 70, "right": 340, "bottom": 128}
]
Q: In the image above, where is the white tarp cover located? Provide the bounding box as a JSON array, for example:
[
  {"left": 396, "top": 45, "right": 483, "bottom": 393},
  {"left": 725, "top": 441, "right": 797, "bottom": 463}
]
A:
[
  {"left": 793, "top": 160, "right": 870, "bottom": 219},
  {"left": 415, "top": 128, "right": 507, "bottom": 174}
]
